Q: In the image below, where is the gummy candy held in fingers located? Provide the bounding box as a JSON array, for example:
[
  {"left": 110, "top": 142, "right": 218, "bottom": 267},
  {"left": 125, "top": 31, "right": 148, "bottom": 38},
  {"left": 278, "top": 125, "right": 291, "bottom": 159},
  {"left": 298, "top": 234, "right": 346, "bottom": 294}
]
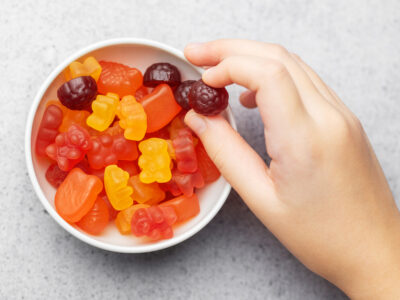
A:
[
  {"left": 87, "top": 93, "right": 119, "bottom": 132},
  {"left": 86, "top": 133, "right": 138, "bottom": 169},
  {"left": 55, "top": 168, "right": 103, "bottom": 223},
  {"left": 116, "top": 95, "right": 147, "bottom": 141},
  {"left": 160, "top": 194, "right": 200, "bottom": 223},
  {"left": 195, "top": 142, "right": 221, "bottom": 183},
  {"left": 143, "top": 62, "right": 181, "bottom": 88},
  {"left": 188, "top": 79, "right": 228, "bottom": 116},
  {"left": 172, "top": 128, "right": 198, "bottom": 173},
  {"left": 128, "top": 175, "right": 166, "bottom": 205},
  {"left": 36, "top": 105, "right": 63, "bottom": 156},
  {"left": 131, "top": 206, "right": 177, "bottom": 240},
  {"left": 174, "top": 80, "right": 196, "bottom": 110},
  {"left": 115, "top": 204, "right": 149, "bottom": 235},
  {"left": 45, "top": 163, "right": 68, "bottom": 188},
  {"left": 104, "top": 165, "right": 133, "bottom": 211},
  {"left": 57, "top": 76, "right": 97, "bottom": 111},
  {"left": 97, "top": 61, "right": 143, "bottom": 97},
  {"left": 65, "top": 56, "right": 102, "bottom": 82},
  {"left": 45, "top": 124, "right": 92, "bottom": 171},
  {"left": 138, "top": 138, "right": 172, "bottom": 183},
  {"left": 76, "top": 196, "right": 109, "bottom": 235},
  {"left": 140, "top": 84, "right": 181, "bottom": 133}
]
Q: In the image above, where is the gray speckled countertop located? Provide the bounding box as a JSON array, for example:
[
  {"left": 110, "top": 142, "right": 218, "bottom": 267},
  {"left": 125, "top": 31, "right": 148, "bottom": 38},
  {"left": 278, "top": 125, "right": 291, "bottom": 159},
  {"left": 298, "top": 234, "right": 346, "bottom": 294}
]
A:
[{"left": 1, "top": 0, "right": 399, "bottom": 299}]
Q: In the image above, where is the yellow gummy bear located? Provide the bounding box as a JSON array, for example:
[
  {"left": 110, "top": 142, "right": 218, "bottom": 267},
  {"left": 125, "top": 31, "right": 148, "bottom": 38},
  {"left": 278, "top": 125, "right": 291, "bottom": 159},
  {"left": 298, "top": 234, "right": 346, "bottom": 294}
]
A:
[
  {"left": 86, "top": 93, "right": 119, "bottom": 132},
  {"left": 116, "top": 95, "right": 147, "bottom": 141},
  {"left": 104, "top": 165, "right": 133, "bottom": 211},
  {"left": 65, "top": 56, "right": 102, "bottom": 81},
  {"left": 138, "top": 138, "right": 171, "bottom": 184}
]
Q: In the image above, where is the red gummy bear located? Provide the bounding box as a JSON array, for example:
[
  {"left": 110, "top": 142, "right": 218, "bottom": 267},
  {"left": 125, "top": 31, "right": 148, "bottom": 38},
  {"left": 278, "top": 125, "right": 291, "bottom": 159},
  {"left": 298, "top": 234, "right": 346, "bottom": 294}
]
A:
[
  {"left": 86, "top": 134, "right": 138, "bottom": 170},
  {"left": 97, "top": 61, "right": 143, "bottom": 97},
  {"left": 45, "top": 163, "right": 68, "bottom": 188},
  {"left": 195, "top": 142, "right": 221, "bottom": 183},
  {"left": 45, "top": 124, "right": 92, "bottom": 171},
  {"left": 131, "top": 206, "right": 177, "bottom": 240},
  {"left": 161, "top": 169, "right": 204, "bottom": 197},
  {"left": 172, "top": 128, "right": 198, "bottom": 173},
  {"left": 36, "top": 105, "right": 63, "bottom": 156}
]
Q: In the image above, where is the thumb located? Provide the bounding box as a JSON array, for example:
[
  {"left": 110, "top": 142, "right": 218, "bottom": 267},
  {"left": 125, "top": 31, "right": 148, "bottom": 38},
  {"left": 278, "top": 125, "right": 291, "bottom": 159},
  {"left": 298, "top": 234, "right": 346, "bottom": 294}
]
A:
[{"left": 184, "top": 110, "right": 273, "bottom": 206}]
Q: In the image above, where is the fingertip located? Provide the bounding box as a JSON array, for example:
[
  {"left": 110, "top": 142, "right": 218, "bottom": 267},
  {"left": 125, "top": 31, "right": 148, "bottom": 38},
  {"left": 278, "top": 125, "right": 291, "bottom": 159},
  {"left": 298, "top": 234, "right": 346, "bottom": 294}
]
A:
[
  {"left": 240, "top": 90, "right": 257, "bottom": 109},
  {"left": 184, "top": 43, "right": 206, "bottom": 65}
]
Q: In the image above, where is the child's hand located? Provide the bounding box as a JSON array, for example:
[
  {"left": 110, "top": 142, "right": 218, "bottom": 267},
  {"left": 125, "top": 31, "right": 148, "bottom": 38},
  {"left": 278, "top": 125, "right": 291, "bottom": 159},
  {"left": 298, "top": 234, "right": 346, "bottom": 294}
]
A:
[{"left": 184, "top": 39, "right": 400, "bottom": 299}]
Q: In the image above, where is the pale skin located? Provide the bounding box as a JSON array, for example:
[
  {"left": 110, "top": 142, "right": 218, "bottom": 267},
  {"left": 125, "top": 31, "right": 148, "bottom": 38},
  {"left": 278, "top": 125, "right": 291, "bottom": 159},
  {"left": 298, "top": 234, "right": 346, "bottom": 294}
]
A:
[{"left": 183, "top": 40, "right": 400, "bottom": 299}]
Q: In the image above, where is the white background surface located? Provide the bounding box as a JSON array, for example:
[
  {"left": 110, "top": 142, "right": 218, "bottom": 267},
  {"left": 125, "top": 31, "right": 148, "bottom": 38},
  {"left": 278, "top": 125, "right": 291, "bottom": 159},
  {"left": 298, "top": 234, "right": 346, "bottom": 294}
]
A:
[{"left": 1, "top": 0, "right": 399, "bottom": 299}]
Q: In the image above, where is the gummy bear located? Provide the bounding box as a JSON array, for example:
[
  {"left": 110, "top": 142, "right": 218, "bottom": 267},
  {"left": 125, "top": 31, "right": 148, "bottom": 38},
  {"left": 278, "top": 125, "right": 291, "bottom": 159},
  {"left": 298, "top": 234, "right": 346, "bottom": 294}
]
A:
[
  {"left": 76, "top": 196, "right": 109, "bottom": 235},
  {"left": 104, "top": 165, "right": 133, "bottom": 211},
  {"left": 131, "top": 206, "right": 177, "bottom": 240},
  {"left": 135, "top": 86, "right": 149, "bottom": 101},
  {"left": 97, "top": 61, "right": 143, "bottom": 97},
  {"left": 168, "top": 114, "right": 187, "bottom": 140},
  {"left": 128, "top": 175, "right": 166, "bottom": 205},
  {"left": 86, "top": 133, "right": 138, "bottom": 170},
  {"left": 172, "top": 128, "right": 198, "bottom": 173},
  {"left": 45, "top": 163, "right": 68, "bottom": 188},
  {"left": 141, "top": 84, "right": 181, "bottom": 133},
  {"left": 160, "top": 194, "right": 200, "bottom": 223},
  {"left": 101, "top": 193, "right": 118, "bottom": 220},
  {"left": 36, "top": 105, "right": 63, "bottom": 156},
  {"left": 138, "top": 138, "right": 171, "bottom": 183},
  {"left": 115, "top": 204, "right": 149, "bottom": 235},
  {"left": 104, "top": 120, "right": 124, "bottom": 136},
  {"left": 86, "top": 93, "right": 119, "bottom": 132},
  {"left": 47, "top": 100, "right": 91, "bottom": 133},
  {"left": 55, "top": 168, "right": 103, "bottom": 223},
  {"left": 117, "top": 160, "right": 139, "bottom": 176},
  {"left": 161, "top": 169, "right": 204, "bottom": 197},
  {"left": 195, "top": 142, "right": 221, "bottom": 183},
  {"left": 116, "top": 95, "right": 147, "bottom": 141},
  {"left": 65, "top": 56, "right": 102, "bottom": 82},
  {"left": 45, "top": 124, "right": 92, "bottom": 171}
]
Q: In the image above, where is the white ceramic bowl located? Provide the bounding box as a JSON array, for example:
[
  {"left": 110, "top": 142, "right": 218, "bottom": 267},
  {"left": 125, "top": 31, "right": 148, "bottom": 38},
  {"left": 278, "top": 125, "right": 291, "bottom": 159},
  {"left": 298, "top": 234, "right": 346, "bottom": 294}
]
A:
[{"left": 25, "top": 38, "right": 236, "bottom": 253}]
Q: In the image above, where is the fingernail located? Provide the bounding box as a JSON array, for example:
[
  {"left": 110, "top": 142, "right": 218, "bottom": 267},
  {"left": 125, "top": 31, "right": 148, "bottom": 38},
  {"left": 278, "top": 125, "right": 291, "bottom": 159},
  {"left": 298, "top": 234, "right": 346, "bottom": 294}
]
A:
[
  {"left": 185, "top": 42, "right": 203, "bottom": 50},
  {"left": 184, "top": 110, "right": 207, "bottom": 135}
]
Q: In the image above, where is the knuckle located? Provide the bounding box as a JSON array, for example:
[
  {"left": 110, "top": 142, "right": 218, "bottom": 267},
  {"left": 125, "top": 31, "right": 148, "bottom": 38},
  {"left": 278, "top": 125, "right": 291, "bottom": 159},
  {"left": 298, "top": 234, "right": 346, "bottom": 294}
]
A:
[
  {"left": 348, "top": 113, "right": 363, "bottom": 132},
  {"left": 291, "top": 53, "right": 302, "bottom": 61},
  {"left": 261, "top": 60, "right": 288, "bottom": 80},
  {"left": 328, "top": 112, "right": 354, "bottom": 141},
  {"left": 270, "top": 44, "right": 291, "bottom": 61}
]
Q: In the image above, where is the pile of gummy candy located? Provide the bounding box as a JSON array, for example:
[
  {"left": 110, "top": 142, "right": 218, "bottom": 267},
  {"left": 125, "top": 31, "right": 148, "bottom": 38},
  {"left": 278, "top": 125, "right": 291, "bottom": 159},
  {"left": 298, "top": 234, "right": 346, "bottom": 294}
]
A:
[{"left": 35, "top": 56, "right": 229, "bottom": 241}]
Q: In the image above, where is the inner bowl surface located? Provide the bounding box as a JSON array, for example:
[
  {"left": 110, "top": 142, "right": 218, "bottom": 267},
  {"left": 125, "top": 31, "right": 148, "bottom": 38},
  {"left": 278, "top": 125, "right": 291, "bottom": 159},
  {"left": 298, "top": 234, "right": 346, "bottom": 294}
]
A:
[{"left": 25, "top": 38, "right": 235, "bottom": 253}]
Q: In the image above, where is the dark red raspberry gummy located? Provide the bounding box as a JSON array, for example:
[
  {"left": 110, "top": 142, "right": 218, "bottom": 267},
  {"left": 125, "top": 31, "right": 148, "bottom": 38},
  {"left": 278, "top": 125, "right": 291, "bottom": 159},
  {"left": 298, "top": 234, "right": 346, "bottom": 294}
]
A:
[
  {"left": 143, "top": 63, "right": 181, "bottom": 88},
  {"left": 57, "top": 76, "right": 97, "bottom": 110},
  {"left": 188, "top": 79, "right": 229, "bottom": 116},
  {"left": 174, "top": 80, "right": 196, "bottom": 110}
]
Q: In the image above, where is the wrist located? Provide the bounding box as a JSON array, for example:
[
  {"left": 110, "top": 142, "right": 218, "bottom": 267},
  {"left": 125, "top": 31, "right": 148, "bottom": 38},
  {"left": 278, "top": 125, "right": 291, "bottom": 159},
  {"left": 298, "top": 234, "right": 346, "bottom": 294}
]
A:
[{"left": 342, "top": 213, "right": 400, "bottom": 299}]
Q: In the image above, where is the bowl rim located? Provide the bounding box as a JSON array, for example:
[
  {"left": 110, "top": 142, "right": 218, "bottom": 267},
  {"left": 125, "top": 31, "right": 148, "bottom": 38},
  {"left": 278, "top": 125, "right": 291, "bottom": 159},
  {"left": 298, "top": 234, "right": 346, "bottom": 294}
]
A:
[{"left": 25, "top": 37, "right": 237, "bottom": 253}]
